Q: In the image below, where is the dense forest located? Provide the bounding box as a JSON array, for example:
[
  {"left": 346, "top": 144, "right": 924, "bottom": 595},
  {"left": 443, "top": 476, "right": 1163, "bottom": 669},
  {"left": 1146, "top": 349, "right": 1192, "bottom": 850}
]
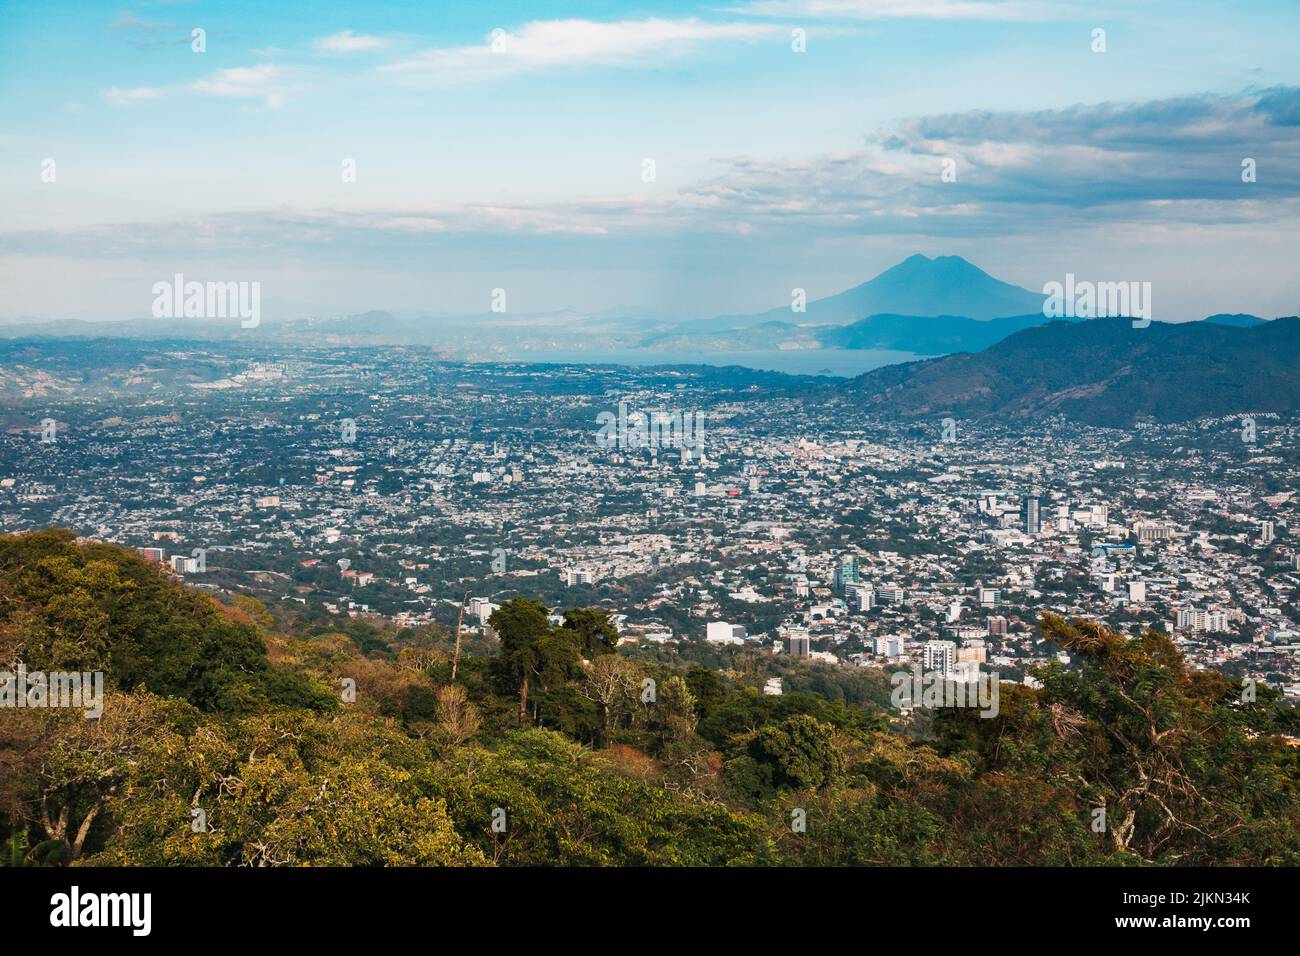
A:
[{"left": 1, "top": 529, "right": 1297, "bottom": 866}]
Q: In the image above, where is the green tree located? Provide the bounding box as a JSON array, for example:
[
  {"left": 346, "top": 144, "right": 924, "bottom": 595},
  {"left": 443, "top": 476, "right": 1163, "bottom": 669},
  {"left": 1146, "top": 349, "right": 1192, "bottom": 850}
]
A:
[
  {"left": 560, "top": 607, "right": 621, "bottom": 658},
  {"left": 489, "top": 598, "right": 580, "bottom": 724},
  {"left": 726, "top": 714, "right": 840, "bottom": 801},
  {"left": 424, "top": 728, "right": 771, "bottom": 865}
]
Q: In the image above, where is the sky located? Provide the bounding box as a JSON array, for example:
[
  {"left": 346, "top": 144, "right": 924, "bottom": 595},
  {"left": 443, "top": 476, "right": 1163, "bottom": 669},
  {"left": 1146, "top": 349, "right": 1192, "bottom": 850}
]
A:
[{"left": 1, "top": 0, "right": 1299, "bottom": 323}]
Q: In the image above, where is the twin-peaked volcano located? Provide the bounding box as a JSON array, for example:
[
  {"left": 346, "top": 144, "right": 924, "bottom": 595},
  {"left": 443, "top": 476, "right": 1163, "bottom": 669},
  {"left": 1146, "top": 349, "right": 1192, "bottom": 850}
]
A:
[{"left": 712, "top": 253, "right": 1046, "bottom": 329}]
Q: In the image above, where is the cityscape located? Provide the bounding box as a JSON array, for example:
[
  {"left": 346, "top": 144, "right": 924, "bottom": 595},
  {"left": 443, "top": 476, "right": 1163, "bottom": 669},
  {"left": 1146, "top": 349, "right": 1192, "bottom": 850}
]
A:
[
  {"left": 3, "top": 348, "right": 1297, "bottom": 700},
  {"left": 2, "top": 0, "right": 1298, "bottom": 930}
]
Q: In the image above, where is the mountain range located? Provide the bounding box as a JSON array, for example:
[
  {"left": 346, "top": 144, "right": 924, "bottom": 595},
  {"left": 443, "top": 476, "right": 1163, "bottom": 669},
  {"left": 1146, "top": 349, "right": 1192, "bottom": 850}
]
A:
[
  {"left": 839, "top": 316, "right": 1300, "bottom": 426},
  {"left": 3, "top": 313, "right": 1296, "bottom": 427},
  {"left": 0, "top": 256, "right": 1288, "bottom": 372},
  {"left": 0, "top": 254, "right": 1052, "bottom": 355}
]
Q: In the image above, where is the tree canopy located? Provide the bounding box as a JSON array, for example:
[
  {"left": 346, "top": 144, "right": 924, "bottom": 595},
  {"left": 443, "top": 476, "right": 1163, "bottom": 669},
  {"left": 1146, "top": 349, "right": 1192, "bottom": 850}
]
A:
[{"left": 2, "top": 531, "right": 1296, "bottom": 867}]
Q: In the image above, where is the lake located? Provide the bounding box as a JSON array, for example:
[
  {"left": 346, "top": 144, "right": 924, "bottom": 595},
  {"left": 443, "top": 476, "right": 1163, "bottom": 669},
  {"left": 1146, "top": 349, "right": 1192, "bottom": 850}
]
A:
[{"left": 499, "top": 347, "right": 923, "bottom": 379}]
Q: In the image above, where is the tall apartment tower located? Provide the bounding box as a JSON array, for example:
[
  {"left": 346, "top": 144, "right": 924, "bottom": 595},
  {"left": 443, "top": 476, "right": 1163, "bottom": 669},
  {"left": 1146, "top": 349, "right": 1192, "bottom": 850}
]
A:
[
  {"left": 1025, "top": 496, "right": 1041, "bottom": 535},
  {"left": 923, "top": 640, "right": 957, "bottom": 674}
]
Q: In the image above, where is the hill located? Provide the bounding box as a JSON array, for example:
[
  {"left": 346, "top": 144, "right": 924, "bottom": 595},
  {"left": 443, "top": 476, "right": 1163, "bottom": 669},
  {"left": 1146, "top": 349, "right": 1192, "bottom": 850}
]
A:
[
  {"left": 818, "top": 311, "right": 1079, "bottom": 354},
  {"left": 2, "top": 531, "right": 1296, "bottom": 867},
  {"left": 839, "top": 316, "right": 1300, "bottom": 426},
  {"left": 1204, "top": 313, "right": 1267, "bottom": 327}
]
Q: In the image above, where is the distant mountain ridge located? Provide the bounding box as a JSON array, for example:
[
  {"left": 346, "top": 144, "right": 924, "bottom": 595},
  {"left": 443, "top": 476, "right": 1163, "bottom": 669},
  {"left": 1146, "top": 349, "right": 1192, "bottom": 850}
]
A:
[
  {"left": 1203, "top": 313, "right": 1266, "bottom": 327},
  {"left": 839, "top": 316, "right": 1300, "bottom": 426},
  {"left": 0, "top": 255, "right": 1286, "bottom": 368},
  {"left": 816, "top": 311, "right": 1085, "bottom": 354},
  {"left": 639, "top": 310, "right": 1086, "bottom": 355}
]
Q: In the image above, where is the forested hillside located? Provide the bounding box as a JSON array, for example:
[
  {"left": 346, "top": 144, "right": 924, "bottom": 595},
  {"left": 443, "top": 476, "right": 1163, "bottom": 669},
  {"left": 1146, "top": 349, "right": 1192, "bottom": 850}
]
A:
[
  {"left": 2, "top": 529, "right": 1297, "bottom": 866},
  {"left": 840, "top": 317, "right": 1300, "bottom": 425}
]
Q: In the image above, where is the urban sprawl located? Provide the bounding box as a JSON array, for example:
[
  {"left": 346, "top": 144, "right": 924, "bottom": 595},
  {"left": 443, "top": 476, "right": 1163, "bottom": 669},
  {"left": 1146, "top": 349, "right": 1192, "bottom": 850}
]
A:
[{"left": 3, "top": 346, "right": 1296, "bottom": 703}]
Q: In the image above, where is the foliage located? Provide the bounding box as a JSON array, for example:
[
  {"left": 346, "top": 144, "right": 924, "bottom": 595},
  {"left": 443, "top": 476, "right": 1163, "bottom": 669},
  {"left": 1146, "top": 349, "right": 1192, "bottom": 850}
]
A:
[{"left": 2, "top": 531, "right": 1297, "bottom": 867}]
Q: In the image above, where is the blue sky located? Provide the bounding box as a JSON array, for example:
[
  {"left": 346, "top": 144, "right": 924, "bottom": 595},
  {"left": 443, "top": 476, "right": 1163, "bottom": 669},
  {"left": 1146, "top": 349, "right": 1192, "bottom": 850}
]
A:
[{"left": 2, "top": 0, "right": 1299, "bottom": 322}]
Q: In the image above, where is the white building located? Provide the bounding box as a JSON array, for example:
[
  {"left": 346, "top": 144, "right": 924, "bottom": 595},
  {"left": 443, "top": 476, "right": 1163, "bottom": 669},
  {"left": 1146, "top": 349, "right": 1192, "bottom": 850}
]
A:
[
  {"left": 876, "top": 585, "right": 906, "bottom": 604},
  {"left": 924, "top": 640, "right": 957, "bottom": 674},
  {"left": 872, "top": 635, "right": 906, "bottom": 659},
  {"left": 845, "top": 582, "right": 874, "bottom": 612},
  {"left": 1176, "top": 607, "right": 1230, "bottom": 633},
  {"left": 469, "top": 597, "right": 498, "bottom": 625},
  {"left": 706, "top": 621, "right": 746, "bottom": 644}
]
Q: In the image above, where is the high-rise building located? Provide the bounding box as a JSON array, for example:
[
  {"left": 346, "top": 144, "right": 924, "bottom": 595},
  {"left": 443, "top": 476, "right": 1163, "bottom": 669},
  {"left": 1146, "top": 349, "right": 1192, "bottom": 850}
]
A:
[
  {"left": 872, "top": 635, "right": 906, "bottom": 658},
  {"left": 923, "top": 640, "right": 957, "bottom": 674},
  {"left": 845, "top": 582, "right": 874, "bottom": 612},
  {"left": 788, "top": 631, "right": 811, "bottom": 658},
  {"left": 468, "top": 597, "right": 499, "bottom": 625},
  {"left": 1025, "top": 496, "right": 1040, "bottom": 535},
  {"left": 1133, "top": 521, "right": 1173, "bottom": 543},
  {"left": 987, "top": 615, "right": 1009, "bottom": 637},
  {"left": 1176, "top": 607, "right": 1231, "bottom": 633},
  {"left": 833, "top": 554, "right": 859, "bottom": 595},
  {"left": 1260, "top": 521, "right": 1275, "bottom": 544}
]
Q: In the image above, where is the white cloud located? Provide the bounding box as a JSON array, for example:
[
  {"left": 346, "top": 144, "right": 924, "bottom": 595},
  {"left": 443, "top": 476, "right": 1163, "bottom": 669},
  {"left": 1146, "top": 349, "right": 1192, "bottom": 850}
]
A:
[
  {"left": 382, "top": 18, "right": 780, "bottom": 80},
  {"left": 102, "top": 86, "right": 164, "bottom": 106},
  {"left": 22, "top": 88, "right": 1300, "bottom": 257},
  {"left": 192, "top": 64, "right": 287, "bottom": 108},
  {"left": 193, "top": 64, "right": 282, "bottom": 96},
  {"left": 725, "top": 0, "right": 1063, "bottom": 20},
  {"left": 315, "top": 30, "right": 387, "bottom": 53}
]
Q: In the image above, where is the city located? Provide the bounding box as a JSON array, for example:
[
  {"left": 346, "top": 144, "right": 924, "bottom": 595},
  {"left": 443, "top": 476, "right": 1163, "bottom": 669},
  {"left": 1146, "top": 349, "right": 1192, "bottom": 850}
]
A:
[
  {"left": 3, "top": 0, "right": 1298, "bottom": 926},
  {"left": 4, "top": 345, "right": 1296, "bottom": 702}
]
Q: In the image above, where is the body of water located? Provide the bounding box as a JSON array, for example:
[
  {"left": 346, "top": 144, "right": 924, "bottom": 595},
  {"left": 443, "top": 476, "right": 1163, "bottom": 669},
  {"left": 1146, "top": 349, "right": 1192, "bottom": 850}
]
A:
[{"left": 498, "top": 347, "right": 924, "bottom": 378}]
